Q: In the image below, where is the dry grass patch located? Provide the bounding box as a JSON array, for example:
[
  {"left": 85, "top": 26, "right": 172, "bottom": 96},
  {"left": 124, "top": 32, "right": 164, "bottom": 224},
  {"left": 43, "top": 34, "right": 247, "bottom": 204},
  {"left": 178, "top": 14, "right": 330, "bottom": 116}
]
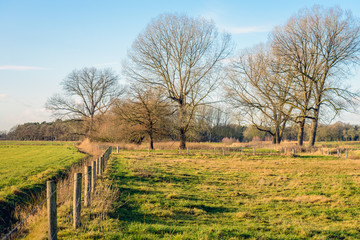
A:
[
  {"left": 77, "top": 138, "right": 103, "bottom": 156},
  {"left": 294, "top": 195, "right": 332, "bottom": 203},
  {"left": 55, "top": 147, "right": 360, "bottom": 239}
]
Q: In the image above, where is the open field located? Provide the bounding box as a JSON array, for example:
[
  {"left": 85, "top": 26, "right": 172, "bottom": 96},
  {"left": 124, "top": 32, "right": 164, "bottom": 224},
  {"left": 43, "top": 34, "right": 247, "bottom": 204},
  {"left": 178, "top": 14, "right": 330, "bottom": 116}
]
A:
[
  {"left": 55, "top": 148, "right": 360, "bottom": 239},
  {"left": 0, "top": 141, "right": 85, "bottom": 201}
]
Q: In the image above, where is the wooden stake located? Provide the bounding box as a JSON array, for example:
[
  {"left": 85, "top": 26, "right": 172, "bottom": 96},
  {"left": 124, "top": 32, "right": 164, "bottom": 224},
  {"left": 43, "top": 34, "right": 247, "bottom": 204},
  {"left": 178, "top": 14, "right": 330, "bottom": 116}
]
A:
[
  {"left": 47, "top": 181, "right": 57, "bottom": 240},
  {"left": 84, "top": 166, "right": 91, "bottom": 207},
  {"left": 96, "top": 158, "right": 100, "bottom": 176},
  {"left": 91, "top": 161, "right": 96, "bottom": 192},
  {"left": 73, "top": 173, "right": 82, "bottom": 229}
]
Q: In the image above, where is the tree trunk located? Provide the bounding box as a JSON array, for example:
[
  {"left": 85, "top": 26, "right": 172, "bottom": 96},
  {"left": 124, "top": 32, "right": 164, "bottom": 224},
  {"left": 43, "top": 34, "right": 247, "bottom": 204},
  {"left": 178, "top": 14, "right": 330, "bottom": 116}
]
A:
[
  {"left": 272, "top": 134, "right": 276, "bottom": 144},
  {"left": 276, "top": 130, "right": 281, "bottom": 144},
  {"left": 297, "top": 118, "right": 305, "bottom": 146},
  {"left": 180, "top": 128, "right": 186, "bottom": 149},
  {"left": 88, "top": 115, "right": 94, "bottom": 138},
  {"left": 149, "top": 132, "right": 154, "bottom": 150},
  {"left": 278, "top": 119, "right": 288, "bottom": 144},
  {"left": 179, "top": 103, "right": 187, "bottom": 150},
  {"left": 309, "top": 106, "right": 320, "bottom": 147},
  {"left": 272, "top": 124, "right": 281, "bottom": 144}
]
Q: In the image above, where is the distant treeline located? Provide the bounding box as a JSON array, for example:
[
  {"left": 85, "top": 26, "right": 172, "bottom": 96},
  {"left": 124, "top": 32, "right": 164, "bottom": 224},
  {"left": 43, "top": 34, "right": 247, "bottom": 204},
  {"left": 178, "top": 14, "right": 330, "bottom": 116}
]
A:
[
  {"left": 4, "top": 120, "right": 84, "bottom": 141},
  {"left": 3, "top": 119, "right": 359, "bottom": 143}
]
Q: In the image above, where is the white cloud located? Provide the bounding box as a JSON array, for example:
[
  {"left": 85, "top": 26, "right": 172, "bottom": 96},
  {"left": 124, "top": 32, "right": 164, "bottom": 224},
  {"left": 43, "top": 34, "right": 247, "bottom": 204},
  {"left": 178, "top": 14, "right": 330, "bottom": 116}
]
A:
[
  {"left": 0, "top": 65, "right": 46, "bottom": 70},
  {"left": 220, "top": 25, "right": 272, "bottom": 34}
]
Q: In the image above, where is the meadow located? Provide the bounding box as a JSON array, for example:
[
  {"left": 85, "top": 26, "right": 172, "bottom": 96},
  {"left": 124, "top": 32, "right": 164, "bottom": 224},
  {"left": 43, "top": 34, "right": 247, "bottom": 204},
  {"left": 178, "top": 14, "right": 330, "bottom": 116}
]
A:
[
  {"left": 0, "top": 141, "right": 85, "bottom": 202},
  {"left": 56, "top": 147, "right": 360, "bottom": 239}
]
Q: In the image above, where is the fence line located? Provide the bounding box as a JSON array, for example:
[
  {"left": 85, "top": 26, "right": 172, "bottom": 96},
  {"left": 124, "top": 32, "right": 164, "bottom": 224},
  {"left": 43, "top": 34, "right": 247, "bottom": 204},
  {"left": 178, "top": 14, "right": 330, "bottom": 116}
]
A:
[
  {"left": 1, "top": 192, "right": 53, "bottom": 240},
  {"left": 1, "top": 146, "right": 112, "bottom": 240},
  {"left": 112, "top": 144, "right": 353, "bottom": 159}
]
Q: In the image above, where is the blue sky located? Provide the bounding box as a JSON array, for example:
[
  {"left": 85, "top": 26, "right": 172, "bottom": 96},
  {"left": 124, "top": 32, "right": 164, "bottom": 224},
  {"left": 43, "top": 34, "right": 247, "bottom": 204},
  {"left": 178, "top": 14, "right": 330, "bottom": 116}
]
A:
[{"left": 1, "top": 0, "right": 360, "bottom": 131}]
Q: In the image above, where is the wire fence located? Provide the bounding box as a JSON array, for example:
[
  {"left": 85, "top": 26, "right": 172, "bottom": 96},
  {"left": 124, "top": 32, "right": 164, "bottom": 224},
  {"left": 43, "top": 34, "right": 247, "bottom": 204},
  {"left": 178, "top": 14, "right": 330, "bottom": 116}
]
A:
[
  {"left": 1, "top": 144, "right": 354, "bottom": 239},
  {"left": 138, "top": 145, "right": 354, "bottom": 158},
  {"left": 1, "top": 146, "right": 112, "bottom": 240}
]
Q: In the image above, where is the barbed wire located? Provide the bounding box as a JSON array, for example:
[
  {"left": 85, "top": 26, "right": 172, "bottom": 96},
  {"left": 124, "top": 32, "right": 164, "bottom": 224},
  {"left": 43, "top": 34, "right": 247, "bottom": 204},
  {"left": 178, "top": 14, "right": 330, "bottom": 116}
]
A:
[
  {"left": 1, "top": 190, "right": 55, "bottom": 240},
  {"left": 50, "top": 193, "right": 87, "bottom": 240},
  {"left": 2, "top": 148, "right": 111, "bottom": 240},
  {"left": 56, "top": 175, "right": 83, "bottom": 192},
  {"left": 50, "top": 199, "right": 76, "bottom": 240},
  {"left": 1, "top": 175, "right": 84, "bottom": 240}
]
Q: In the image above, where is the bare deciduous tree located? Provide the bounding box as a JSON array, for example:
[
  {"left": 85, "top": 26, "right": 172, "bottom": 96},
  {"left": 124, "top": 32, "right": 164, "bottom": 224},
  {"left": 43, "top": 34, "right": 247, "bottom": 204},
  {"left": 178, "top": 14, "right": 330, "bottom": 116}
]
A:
[
  {"left": 113, "top": 86, "right": 173, "bottom": 149},
  {"left": 124, "top": 14, "right": 232, "bottom": 149},
  {"left": 271, "top": 6, "right": 360, "bottom": 146},
  {"left": 46, "top": 67, "right": 123, "bottom": 136},
  {"left": 226, "top": 45, "right": 293, "bottom": 144}
]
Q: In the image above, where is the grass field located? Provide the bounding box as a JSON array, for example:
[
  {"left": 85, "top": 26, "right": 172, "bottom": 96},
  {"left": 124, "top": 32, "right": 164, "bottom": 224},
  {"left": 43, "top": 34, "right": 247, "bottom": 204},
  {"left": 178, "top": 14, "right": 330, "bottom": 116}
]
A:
[
  {"left": 0, "top": 141, "right": 86, "bottom": 201},
  {"left": 56, "top": 148, "right": 360, "bottom": 239}
]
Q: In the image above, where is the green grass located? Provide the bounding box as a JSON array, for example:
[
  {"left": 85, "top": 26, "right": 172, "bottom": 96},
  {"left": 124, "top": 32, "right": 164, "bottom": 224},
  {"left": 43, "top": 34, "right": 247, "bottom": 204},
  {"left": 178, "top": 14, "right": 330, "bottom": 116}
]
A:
[
  {"left": 0, "top": 141, "right": 85, "bottom": 201},
  {"left": 317, "top": 141, "right": 360, "bottom": 148},
  {"left": 59, "top": 149, "right": 360, "bottom": 239}
]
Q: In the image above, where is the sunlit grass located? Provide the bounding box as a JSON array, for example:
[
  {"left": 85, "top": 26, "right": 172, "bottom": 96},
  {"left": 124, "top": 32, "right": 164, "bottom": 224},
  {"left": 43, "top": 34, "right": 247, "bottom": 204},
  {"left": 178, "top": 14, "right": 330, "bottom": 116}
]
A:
[
  {"left": 61, "top": 149, "right": 360, "bottom": 239},
  {"left": 0, "top": 141, "right": 85, "bottom": 201}
]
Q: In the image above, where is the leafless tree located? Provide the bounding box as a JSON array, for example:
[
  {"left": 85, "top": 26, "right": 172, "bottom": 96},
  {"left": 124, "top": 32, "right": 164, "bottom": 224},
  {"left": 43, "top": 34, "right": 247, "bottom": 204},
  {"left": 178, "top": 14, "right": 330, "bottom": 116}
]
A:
[
  {"left": 271, "top": 6, "right": 360, "bottom": 146},
  {"left": 124, "top": 14, "right": 232, "bottom": 149},
  {"left": 46, "top": 67, "right": 123, "bottom": 136},
  {"left": 195, "top": 104, "right": 232, "bottom": 142},
  {"left": 113, "top": 86, "right": 173, "bottom": 149},
  {"left": 286, "top": 73, "right": 314, "bottom": 146},
  {"left": 226, "top": 45, "right": 293, "bottom": 144}
]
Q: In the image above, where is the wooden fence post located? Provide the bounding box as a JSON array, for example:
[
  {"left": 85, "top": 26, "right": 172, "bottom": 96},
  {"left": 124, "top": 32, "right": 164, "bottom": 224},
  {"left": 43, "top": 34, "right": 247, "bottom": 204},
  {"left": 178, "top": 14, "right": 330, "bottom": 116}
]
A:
[
  {"left": 117, "top": 146, "right": 119, "bottom": 154},
  {"left": 103, "top": 155, "right": 106, "bottom": 169},
  {"left": 101, "top": 156, "right": 104, "bottom": 173},
  {"left": 47, "top": 181, "right": 57, "bottom": 240},
  {"left": 73, "top": 173, "right": 82, "bottom": 229},
  {"left": 99, "top": 156, "right": 102, "bottom": 174},
  {"left": 292, "top": 149, "right": 295, "bottom": 156},
  {"left": 84, "top": 166, "right": 91, "bottom": 207},
  {"left": 91, "top": 161, "right": 96, "bottom": 192},
  {"left": 346, "top": 150, "right": 348, "bottom": 159},
  {"left": 96, "top": 158, "right": 100, "bottom": 176},
  {"left": 222, "top": 148, "right": 225, "bottom": 156}
]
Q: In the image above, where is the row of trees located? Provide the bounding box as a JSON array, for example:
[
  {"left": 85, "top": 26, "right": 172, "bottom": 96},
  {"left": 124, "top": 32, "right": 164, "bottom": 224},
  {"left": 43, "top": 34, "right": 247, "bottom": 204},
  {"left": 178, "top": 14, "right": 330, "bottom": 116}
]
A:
[
  {"left": 44, "top": 6, "right": 360, "bottom": 148},
  {"left": 6, "top": 118, "right": 360, "bottom": 144},
  {"left": 226, "top": 6, "right": 360, "bottom": 146},
  {"left": 6, "top": 120, "right": 83, "bottom": 141}
]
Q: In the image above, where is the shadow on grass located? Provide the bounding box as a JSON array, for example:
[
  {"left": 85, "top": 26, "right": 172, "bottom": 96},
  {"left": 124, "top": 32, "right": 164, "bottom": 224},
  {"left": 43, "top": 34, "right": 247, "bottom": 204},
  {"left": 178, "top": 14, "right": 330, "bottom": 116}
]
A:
[
  {"left": 183, "top": 204, "right": 230, "bottom": 213},
  {"left": 108, "top": 164, "right": 231, "bottom": 227},
  {"left": 297, "top": 155, "right": 335, "bottom": 159}
]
